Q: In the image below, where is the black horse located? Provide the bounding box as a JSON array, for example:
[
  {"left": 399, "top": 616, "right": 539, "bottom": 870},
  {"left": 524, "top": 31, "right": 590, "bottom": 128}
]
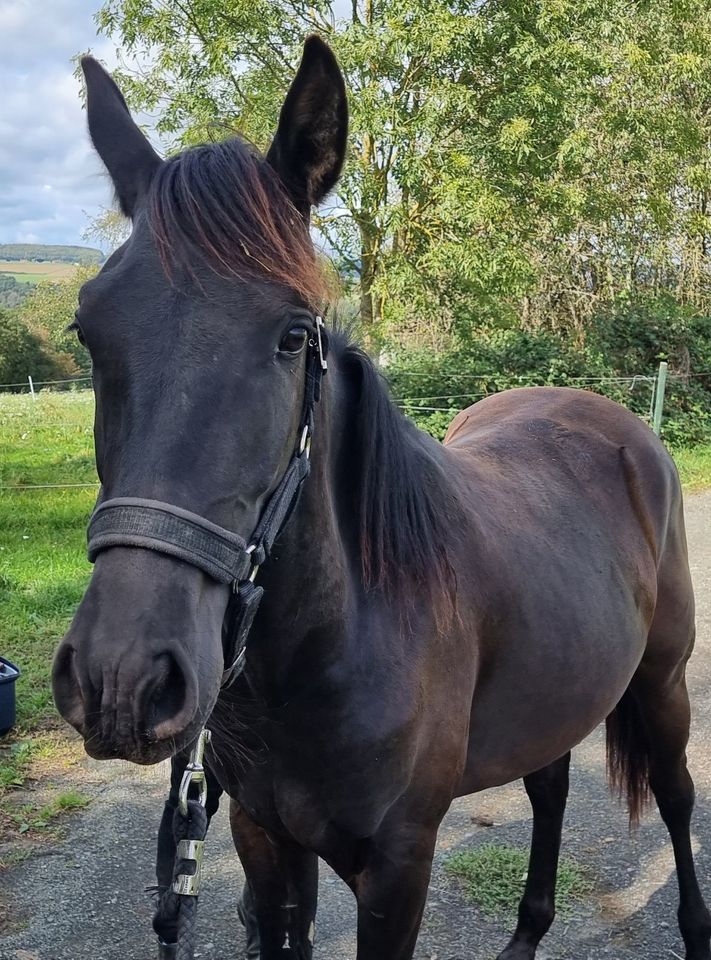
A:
[{"left": 53, "top": 37, "right": 710, "bottom": 960}]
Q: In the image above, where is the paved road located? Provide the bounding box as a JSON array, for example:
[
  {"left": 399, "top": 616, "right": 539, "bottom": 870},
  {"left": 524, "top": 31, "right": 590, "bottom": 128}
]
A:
[{"left": 1, "top": 492, "right": 710, "bottom": 960}]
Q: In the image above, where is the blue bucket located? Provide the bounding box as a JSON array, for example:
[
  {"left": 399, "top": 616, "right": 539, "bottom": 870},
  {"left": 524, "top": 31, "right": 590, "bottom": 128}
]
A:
[{"left": 0, "top": 657, "right": 20, "bottom": 736}]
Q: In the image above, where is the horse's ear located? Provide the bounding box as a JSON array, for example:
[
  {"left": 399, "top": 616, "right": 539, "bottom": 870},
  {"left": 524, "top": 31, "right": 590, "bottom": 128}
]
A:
[
  {"left": 81, "top": 57, "right": 161, "bottom": 218},
  {"left": 266, "top": 36, "right": 348, "bottom": 213}
]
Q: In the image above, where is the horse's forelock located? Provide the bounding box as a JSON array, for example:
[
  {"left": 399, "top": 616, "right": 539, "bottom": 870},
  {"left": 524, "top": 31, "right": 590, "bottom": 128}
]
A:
[{"left": 147, "top": 137, "right": 330, "bottom": 307}]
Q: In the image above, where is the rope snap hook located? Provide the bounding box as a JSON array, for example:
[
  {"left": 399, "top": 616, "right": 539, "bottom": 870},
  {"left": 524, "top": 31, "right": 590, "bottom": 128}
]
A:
[{"left": 177, "top": 728, "right": 211, "bottom": 819}]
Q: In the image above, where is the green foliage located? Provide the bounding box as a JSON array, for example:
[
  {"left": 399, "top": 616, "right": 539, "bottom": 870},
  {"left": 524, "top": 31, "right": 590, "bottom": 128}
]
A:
[
  {"left": 0, "top": 741, "right": 40, "bottom": 791},
  {"left": 93, "top": 0, "right": 711, "bottom": 348},
  {"left": 82, "top": 207, "right": 130, "bottom": 255},
  {"left": 591, "top": 297, "right": 711, "bottom": 447},
  {"left": 0, "top": 276, "right": 30, "bottom": 310},
  {"left": 7, "top": 790, "right": 90, "bottom": 835},
  {"left": 0, "top": 244, "right": 103, "bottom": 265},
  {"left": 0, "top": 309, "right": 77, "bottom": 387},
  {"left": 386, "top": 297, "right": 711, "bottom": 446},
  {"left": 445, "top": 844, "right": 592, "bottom": 918},
  {"left": 674, "top": 444, "right": 711, "bottom": 491},
  {"left": 17, "top": 267, "right": 96, "bottom": 376}
]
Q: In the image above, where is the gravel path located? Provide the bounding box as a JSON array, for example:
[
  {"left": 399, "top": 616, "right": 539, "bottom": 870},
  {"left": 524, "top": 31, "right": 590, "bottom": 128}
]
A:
[{"left": 1, "top": 491, "right": 710, "bottom": 960}]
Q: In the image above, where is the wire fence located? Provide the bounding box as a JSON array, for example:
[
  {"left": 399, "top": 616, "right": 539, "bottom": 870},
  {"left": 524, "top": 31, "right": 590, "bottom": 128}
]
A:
[
  {"left": 0, "top": 375, "right": 92, "bottom": 393},
  {"left": 392, "top": 373, "right": 661, "bottom": 416},
  {"left": 0, "top": 363, "right": 683, "bottom": 492}
]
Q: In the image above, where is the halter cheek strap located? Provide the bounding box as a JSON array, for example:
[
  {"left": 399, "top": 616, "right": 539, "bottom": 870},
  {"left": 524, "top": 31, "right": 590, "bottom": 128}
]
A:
[{"left": 86, "top": 316, "right": 328, "bottom": 687}]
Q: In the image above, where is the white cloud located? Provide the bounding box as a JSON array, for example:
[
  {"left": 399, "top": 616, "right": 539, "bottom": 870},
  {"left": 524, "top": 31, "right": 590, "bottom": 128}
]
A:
[{"left": 0, "top": 0, "right": 148, "bottom": 247}]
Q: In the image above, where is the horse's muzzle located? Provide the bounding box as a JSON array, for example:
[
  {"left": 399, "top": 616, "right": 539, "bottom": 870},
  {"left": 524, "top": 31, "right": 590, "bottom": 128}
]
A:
[{"left": 51, "top": 547, "right": 226, "bottom": 764}]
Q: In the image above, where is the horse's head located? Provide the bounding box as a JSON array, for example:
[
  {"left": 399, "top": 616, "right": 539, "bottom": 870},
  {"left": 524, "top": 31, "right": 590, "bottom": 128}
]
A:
[{"left": 51, "top": 37, "right": 348, "bottom": 764}]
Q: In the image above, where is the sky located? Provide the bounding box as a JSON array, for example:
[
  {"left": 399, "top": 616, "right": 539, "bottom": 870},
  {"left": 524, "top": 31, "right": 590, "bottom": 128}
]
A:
[
  {"left": 0, "top": 0, "right": 137, "bottom": 248},
  {"left": 0, "top": 0, "right": 353, "bottom": 252}
]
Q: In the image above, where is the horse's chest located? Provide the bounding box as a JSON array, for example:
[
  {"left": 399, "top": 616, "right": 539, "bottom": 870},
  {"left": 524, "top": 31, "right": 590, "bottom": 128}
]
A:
[{"left": 216, "top": 697, "right": 422, "bottom": 857}]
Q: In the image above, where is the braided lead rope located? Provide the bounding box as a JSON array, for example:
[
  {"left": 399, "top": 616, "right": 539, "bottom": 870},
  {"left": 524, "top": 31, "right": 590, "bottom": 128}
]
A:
[
  {"left": 154, "top": 732, "right": 211, "bottom": 960},
  {"left": 153, "top": 798, "right": 209, "bottom": 959}
]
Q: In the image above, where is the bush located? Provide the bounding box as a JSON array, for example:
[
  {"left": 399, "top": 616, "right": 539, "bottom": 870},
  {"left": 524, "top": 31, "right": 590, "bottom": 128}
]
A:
[
  {"left": 0, "top": 309, "right": 77, "bottom": 388},
  {"left": 18, "top": 267, "right": 96, "bottom": 375},
  {"left": 385, "top": 296, "right": 711, "bottom": 447},
  {"left": 0, "top": 275, "right": 30, "bottom": 310}
]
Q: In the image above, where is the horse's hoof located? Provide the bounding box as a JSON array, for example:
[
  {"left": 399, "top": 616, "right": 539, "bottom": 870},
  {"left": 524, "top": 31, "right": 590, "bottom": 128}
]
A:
[
  {"left": 496, "top": 942, "right": 535, "bottom": 960},
  {"left": 158, "top": 941, "right": 178, "bottom": 960}
]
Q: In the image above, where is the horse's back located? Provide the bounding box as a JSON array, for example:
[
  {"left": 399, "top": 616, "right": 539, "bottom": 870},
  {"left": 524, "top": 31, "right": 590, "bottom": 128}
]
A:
[{"left": 444, "top": 386, "right": 682, "bottom": 564}]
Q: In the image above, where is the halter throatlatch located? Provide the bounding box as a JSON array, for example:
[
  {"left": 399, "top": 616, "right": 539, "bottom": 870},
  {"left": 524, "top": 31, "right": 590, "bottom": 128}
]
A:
[{"left": 86, "top": 316, "right": 328, "bottom": 687}]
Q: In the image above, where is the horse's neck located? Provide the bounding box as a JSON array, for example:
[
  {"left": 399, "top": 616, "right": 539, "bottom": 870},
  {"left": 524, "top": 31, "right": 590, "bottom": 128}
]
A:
[
  {"left": 247, "top": 360, "right": 452, "bottom": 695},
  {"left": 241, "top": 380, "right": 359, "bottom": 688}
]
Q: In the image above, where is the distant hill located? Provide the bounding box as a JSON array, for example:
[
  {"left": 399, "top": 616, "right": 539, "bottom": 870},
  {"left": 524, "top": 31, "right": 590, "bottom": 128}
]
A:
[{"left": 0, "top": 243, "right": 104, "bottom": 265}]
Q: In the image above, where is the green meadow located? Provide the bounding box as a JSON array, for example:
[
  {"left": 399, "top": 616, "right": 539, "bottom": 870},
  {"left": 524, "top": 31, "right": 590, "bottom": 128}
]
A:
[{"left": 0, "top": 392, "right": 96, "bottom": 735}]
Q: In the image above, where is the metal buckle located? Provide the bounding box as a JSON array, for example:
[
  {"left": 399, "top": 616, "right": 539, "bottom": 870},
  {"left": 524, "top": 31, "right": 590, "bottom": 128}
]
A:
[
  {"left": 299, "top": 424, "right": 312, "bottom": 459},
  {"left": 224, "top": 645, "right": 246, "bottom": 683},
  {"left": 315, "top": 315, "right": 328, "bottom": 372},
  {"left": 177, "top": 728, "right": 211, "bottom": 818},
  {"left": 171, "top": 838, "right": 205, "bottom": 896}
]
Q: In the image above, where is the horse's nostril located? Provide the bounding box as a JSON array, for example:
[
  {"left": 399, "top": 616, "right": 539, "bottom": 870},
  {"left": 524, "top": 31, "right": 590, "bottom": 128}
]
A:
[
  {"left": 51, "top": 644, "right": 87, "bottom": 733},
  {"left": 147, "top": 652, "right": 197, "bottom": 742}
]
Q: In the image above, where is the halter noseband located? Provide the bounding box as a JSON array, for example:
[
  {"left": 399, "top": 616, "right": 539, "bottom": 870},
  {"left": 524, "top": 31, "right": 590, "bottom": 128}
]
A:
[{"left": 86, "top": 316, "right": 329, "bottom": 687}]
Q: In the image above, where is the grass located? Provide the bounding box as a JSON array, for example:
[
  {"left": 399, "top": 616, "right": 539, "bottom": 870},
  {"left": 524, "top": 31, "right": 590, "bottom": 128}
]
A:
[
  {"left": 7, "top": 789, "right": 89, "bottom": 834},
  {"left": 0, "top": 735, "right": 79, "bottom": 792},
  {"left": 0, "top": 392, "right": 96, "bottom": 737},
  {"left": 0, "top": 741, "right": 41, "bottom": 789},
  {"left": 445, "top": 844, "right": 593, "bottom": 918},
  {"left": 0, "top": 272, "right": 42, "bottom": 285},
  {"left": 672, "top": 442, "right": 711, "bottom": 491},
  {"left": 0, "top": 786, "right": 90, "bottom": 859}
]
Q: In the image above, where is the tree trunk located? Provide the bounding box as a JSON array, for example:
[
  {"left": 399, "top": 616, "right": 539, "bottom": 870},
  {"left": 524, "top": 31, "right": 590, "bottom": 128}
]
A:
[{"left": 359, "top": 222, "right": 379, "bottom": 351}]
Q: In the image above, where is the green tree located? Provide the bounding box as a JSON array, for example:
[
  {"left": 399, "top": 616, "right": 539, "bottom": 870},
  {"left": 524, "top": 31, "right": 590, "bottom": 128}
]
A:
[
  {"left": 0, "top": 308, "right": 77, "bottom": 387},
  {"left": 82, "top": 206, "right": 130, "bottom": 254},
  {"left": 93, "top": 0, "right": 493, "bottom": 343},
  {"left": 93, "top": 0, "right": 711, "bottom": 350},
  {"left": 0, "top": 275, "right": 30, "bottom": 310},
  {"left": 18, "top": 267, "right": 96, "bottom": 375}
]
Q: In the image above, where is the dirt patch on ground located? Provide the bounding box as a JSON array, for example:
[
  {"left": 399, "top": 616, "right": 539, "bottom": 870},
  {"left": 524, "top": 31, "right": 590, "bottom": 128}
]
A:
[{"left": 0, "top": 491, "right": 709, "bottom": 960}]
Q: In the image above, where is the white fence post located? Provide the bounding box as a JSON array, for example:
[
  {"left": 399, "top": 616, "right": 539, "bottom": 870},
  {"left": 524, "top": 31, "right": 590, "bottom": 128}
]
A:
[{"left": 28, "top": 375, "right": 35, "bottom": 401}]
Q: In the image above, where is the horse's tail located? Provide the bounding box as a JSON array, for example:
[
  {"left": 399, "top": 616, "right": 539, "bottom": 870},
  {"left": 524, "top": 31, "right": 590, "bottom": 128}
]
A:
[{"left": 605, "top": 688, "right": 652, "bottom": 827}]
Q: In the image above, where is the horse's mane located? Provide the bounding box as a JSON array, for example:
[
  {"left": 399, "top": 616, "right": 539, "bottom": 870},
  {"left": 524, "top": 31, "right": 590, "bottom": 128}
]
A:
[
  {"left": 336, "top": 336, "right": 460, "bottom": 622},
  {"left": 147, "top": 136, "right": 328, "bottom": 307}
]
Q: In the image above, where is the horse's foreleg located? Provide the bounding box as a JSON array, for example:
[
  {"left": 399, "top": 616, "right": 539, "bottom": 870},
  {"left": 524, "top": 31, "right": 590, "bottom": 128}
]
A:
[
  {"left": 352, "top": 821, "right": 437, "bottom": 960},
  {"left": 497, "top": 752, "right": 570, "bottom": 960},
  {"left": 229, "top": 798, "right": 318, "bottom": 959}
]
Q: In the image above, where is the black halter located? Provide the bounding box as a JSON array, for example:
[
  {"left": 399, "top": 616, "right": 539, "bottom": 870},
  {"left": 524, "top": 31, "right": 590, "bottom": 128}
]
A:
[{"left": 87, "top": 317, "right": 329, "bottom": 687}]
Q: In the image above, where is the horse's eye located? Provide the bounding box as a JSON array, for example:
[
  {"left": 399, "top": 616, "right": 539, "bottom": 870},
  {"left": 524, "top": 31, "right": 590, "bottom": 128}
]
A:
[{"left": 279, "top": 326, "right": 308, "bottom": 355}]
